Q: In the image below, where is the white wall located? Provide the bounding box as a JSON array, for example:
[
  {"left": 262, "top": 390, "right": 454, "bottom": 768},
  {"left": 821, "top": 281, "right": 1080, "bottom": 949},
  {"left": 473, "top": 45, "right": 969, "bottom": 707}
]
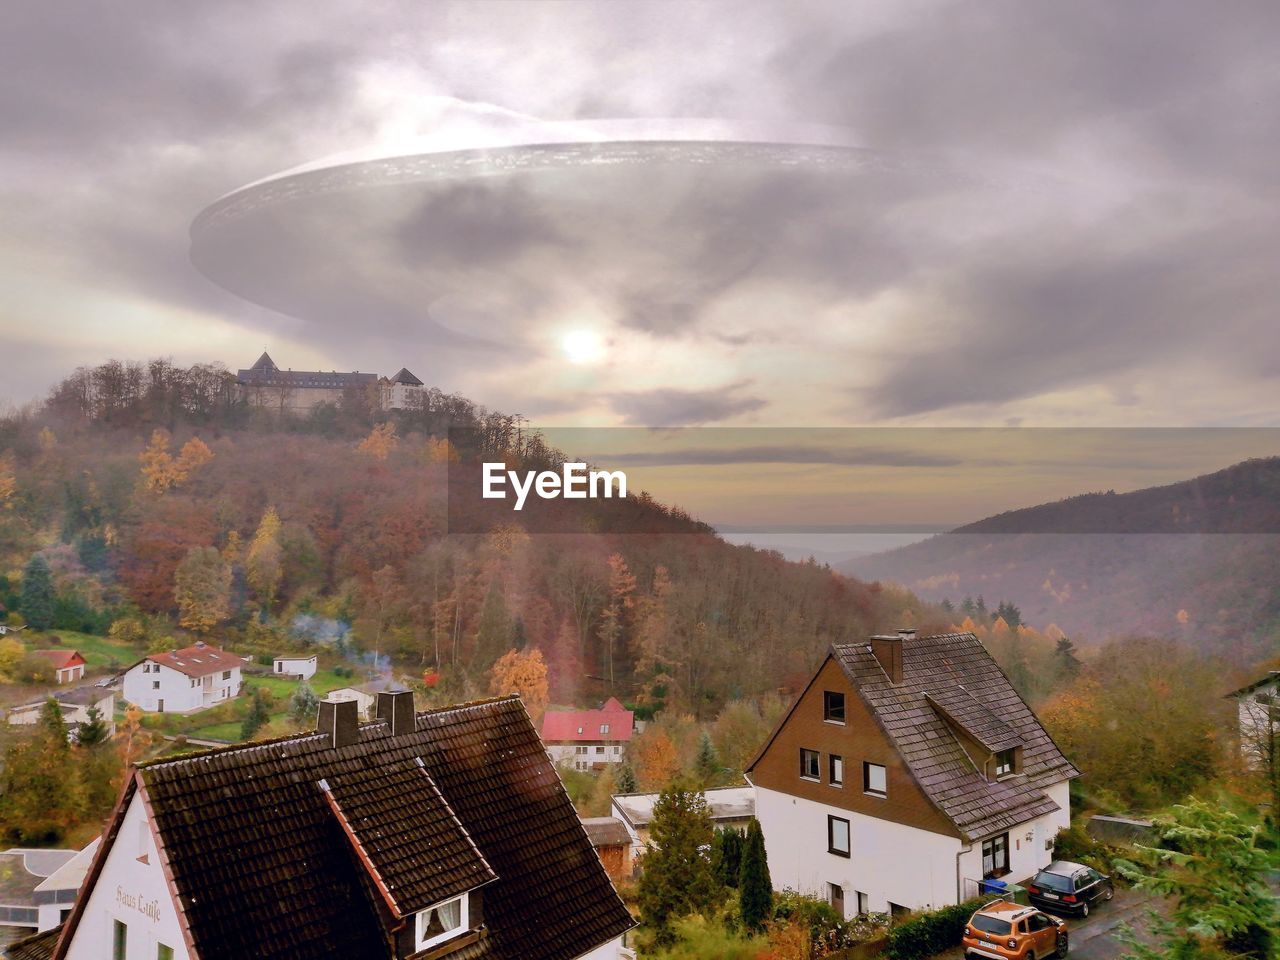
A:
[
  {"left": 574, "top": 935, "right": 623, "bottom": 960},
  {"left": 273, "top": 658, "right": 317, "bottom": 680},
  {"left": 122, "top": 663, "right": 240, "bottom": 713},
  {"left": 755, "top": 785, "right": 964, "bottom": 915},
  {"left": 956, "top": 778, "right": 1071, "bottom": 895},
  {"left": 63, "top": 793, "right": 190, "bottom": 960}
]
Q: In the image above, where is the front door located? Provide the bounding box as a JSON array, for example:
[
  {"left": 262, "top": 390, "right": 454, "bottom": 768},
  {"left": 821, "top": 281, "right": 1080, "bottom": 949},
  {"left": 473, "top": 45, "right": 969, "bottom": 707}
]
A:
[
  {"left": 828, "top": 883, "right": 844, "bottom": 918},
  {"left": 157, "top": 699, "right": 164, "bottom": 713}
]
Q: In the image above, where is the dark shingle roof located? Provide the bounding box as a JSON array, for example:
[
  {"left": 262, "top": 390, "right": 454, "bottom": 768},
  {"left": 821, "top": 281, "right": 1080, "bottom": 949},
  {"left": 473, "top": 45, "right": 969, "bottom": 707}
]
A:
[
  {"left": 580, "top": 817, "right": 632, "bottom": 848},
  {"left": 54, "top": 697, "right": 632, "bottom": 960},
  {"left": 8, "top": 925, "right": 60, "bottom": 960},
  {"left": 389, "top": 368, "right": 424, "bottom": 386},
  {"left": 833, "top": 633, "right": 1079, "bottom": 841},
  {"left": 320, "top": 758, "right": 495, "bottom": 916}
]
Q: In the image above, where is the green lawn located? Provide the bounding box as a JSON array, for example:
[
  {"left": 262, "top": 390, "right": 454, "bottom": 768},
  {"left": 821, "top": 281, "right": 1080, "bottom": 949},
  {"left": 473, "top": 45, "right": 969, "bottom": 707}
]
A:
[
  {"left": 246, "top": 667, "right": 352, "bottom": 699},
  {"left": 22, "top": 630, "right": 138, "bottom": 670}
]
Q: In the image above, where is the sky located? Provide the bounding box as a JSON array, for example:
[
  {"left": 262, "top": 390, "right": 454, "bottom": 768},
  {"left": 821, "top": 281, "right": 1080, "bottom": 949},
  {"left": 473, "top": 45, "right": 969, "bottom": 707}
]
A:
[{"left": 3, "top": 1, "right": 1280, "bottom": 540}]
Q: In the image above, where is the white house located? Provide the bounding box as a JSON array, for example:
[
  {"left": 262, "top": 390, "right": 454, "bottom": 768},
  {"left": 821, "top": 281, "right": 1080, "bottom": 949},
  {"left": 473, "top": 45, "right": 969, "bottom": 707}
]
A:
[
  {"left": 8, "top": 688, "right": 115, "bottom": 740},
  {"left": 45, "top": 693, "right": 633, "bottom": 960},
  {"left": 542, "top": 697, "right": 635, "bottom": 771},
  {"left": 272, "top": 655, "right": 318, "bottom": 680},
  {"left": 327, "top": 678, "right": 405, "bottom": 720},
  {"left": 612, "top": 785, "right": 755, "bottom": 868},
  {"left": 121, "top": 642, "right": 242, "bottom": 713},
  {"left": 1226, "top": 670, "right": 1279, "bottom": 767},
  {"left": 746, "top": 631, "right": 1078, "bottom": 919},
  {"left": 0, "top": 847, "right": 80, "bottom": 943}
]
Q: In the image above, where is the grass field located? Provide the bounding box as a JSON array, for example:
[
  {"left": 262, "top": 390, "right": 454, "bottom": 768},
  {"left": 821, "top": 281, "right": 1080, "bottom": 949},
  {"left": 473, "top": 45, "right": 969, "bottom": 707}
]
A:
[{"left": 22, "top": 629, "right": 138, "bottom": 669}]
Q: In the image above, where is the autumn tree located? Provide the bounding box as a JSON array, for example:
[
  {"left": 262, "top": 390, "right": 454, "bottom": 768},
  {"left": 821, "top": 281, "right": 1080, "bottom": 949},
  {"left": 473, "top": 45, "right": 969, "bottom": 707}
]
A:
[
  {"left": 174, "top": 545, "right": 231, "bottom": 633},
  {"left": 246, "top": 506, "right": 283, "bottom": 615},
  {"left": 488, "top": 647, "right": 550, "bottom": 725},
  {"left": 356, "top": 565, "right": 408, "bottom": 667},
  {"left": 117, "top": 704, "right": 150, "bottom": 769},
  {"left": 19, "top": 554, "right": 55, "bottom": 630},
  {"left": 139, "top": 429, "right": 180, "bottom": 492},
  {"left": 637, "top": 780, "right": 718, "bottom": 945},
  {"left": 598, "top": 553, "right": 636, "bottom": 690},
  {"left": 289, "top": 683, "right": 320, "bottom": 725},
  {"left": 357, "top": 422, "right": 399, "bottom": 461},
  {"left": 0, "top": 699, "right": 84, "bottom": 842},
  {"left": 632, "top": 727, "right": 681, "bottom": 790},
  {"left": 0, "top": 451, "right": 15, "bottom": 508},
  {"left": 176, "top": 436, "right": 214, "bottom": 474}
]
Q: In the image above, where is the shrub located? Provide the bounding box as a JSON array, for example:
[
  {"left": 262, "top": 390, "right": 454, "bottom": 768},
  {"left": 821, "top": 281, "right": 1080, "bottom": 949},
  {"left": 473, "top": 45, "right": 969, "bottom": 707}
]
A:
[{"left": 885, "top": 898, "right": 986, "bottom": 960}]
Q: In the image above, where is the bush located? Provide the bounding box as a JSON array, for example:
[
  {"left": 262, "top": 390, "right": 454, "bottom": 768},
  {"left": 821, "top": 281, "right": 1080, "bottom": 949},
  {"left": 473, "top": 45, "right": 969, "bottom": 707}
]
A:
[{"left": 885, "top": 898, "right": 986, "bottom": 960}]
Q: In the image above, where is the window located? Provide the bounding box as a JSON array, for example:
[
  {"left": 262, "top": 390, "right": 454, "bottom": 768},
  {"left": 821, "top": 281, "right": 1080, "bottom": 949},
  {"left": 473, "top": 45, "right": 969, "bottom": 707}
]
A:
[
  {"left": 982, "top": 832, "right": 1010, "bottom": 878},
  {"left": 994, "top": 748, "right": 1016, "bottom": 777},
  {"left": 577, "top": 726, "right": 584, "bottom": 734},
  {"left": 276, "top": 661, "right": 283, "bottom": 672},
  {"left": 575, "top": 746, "right": 588, "bottom": 755},
  {"left": 600, "top": 723, "right": 610, "bottom": 734},
  {"left": 800, "top": 748, "right": 820, "bottom": 781},
  {"left": 415, "top": 894, "right": 467, "bottom": 950},
  {"left": 113, "top": 920, "right": 127, "bottom": 960},
  {"left": 827, "top": 882, "right": 844, "bottom": 915},
  {"left": 829, "top": 754, "right": 844, "bottom": 786},
  {"left": 158, "top": 945, "right": 175, "bottom": 960},
  {"left": 856, "top": 891, "right": 869, "bottom": 916},
  {"left": 863, "top": 762, "right": 887, "bottom": 797},
  {"left": 823, "top": 691, "right": 846, "bottom": 724},
  {"left": 152, "top": 680, "right": 160, "bottom": 690},
  {"left": 595, "top": 746, "right": 605, "bottom": 755},
  {"left": 827, "top": 815, "right": 850, "bottom": 857}
]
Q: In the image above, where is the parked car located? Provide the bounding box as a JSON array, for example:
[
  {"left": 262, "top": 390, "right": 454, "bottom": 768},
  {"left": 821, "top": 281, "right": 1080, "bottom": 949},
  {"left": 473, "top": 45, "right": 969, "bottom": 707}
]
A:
[
  {"left": 1027, "top": 860, "right": 1115, "bottom": 917},
  {"left": 962, "top": 900, "right": 1068, "bottom": 960}
]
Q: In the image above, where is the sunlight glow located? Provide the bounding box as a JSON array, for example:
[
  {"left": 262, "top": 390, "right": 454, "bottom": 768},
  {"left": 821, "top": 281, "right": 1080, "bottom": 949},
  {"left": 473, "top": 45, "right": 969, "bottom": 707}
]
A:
[{"left": 560, "top": 328, "right": 606, "bottom": 365}]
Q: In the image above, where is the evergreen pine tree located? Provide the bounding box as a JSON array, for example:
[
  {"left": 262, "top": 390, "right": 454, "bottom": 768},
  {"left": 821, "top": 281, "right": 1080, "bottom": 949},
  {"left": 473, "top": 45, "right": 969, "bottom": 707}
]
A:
[
  {"left": 76, "top": 704, "right": 111, "bottom": 747},
  {"left": 19, "top": 555, "right": 55, "bottom": 631},
  {"left": 738, "top": 818, "right": 773, "bottom": 933},
  {"left": 240, "top": 688, "right": 271, "bottom": 740},
  {"left": 615, "top": 761, "right": 637, "bottom": 794},
  {"left": 289, "top": 683, "right": 320, "bottom": 725},
  {"left": 694, "top": 731, "right": 720, "bottom": 787},
  {"left": 711, "top": 827, "right": 744, "bottom": 889},
  {"left": 636, "top": 780, "right": 717, "bottom": 945}
]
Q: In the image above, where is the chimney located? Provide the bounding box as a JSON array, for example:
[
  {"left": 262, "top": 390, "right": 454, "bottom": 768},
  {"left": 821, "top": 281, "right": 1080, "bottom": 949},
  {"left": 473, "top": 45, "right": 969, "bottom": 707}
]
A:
[
  {"left": 317, "top": 698, "right": 360, "bottom": 749},
  {"left": 376, "top": 689, "right": 416, "bottom": 738},
  {"left": 870, "top": 629, "right": 913, "bottom": 684}
]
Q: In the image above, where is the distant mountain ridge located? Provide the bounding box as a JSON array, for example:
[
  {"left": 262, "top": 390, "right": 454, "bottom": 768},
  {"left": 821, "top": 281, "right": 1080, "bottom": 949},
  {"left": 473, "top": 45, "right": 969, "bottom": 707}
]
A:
[{"left": 844, "top": 456, "right": 1280, "bottom": 663}]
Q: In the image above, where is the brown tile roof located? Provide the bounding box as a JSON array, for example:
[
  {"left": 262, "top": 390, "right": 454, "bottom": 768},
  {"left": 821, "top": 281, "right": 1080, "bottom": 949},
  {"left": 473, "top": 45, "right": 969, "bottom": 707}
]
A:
[
  {"left": 580, "top": 817, "right": 632, "bottom": 848},
  {"left": 831, "top": 633, "right": 1079, "bottom": 842},
  {"left": 146, "top": 642, "right": 242, "bottom": 678},
  {"left": 53, "top": 697, "right": 633, "bottom": 960},
  {"left": 8, "top": 924, "right": 60, "bottom": 960}
]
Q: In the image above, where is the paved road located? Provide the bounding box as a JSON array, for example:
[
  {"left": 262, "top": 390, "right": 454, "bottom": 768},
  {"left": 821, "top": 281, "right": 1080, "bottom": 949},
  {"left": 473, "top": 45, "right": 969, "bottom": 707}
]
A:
[{"left": 942, "top": 887, "right": 1165, "bottom": 960}]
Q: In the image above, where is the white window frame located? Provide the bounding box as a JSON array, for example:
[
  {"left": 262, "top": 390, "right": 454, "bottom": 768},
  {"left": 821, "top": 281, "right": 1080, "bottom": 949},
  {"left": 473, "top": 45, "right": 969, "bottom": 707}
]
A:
[
  {"left": 415, "top": 893, "right": 469, "bottom": 950},
  {"left": 863, "top": 762, "right": 887, "bottom": 798}
]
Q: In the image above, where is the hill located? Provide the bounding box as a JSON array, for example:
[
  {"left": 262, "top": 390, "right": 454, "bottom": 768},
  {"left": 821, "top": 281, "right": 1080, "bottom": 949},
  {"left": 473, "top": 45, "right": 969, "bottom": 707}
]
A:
[{"left": 844, "top": 457, "right": 1280, "bottom": 663}]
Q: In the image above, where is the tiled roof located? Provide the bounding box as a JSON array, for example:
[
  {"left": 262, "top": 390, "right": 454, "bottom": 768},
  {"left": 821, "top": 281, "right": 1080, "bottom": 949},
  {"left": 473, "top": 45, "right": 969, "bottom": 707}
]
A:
[
  {"left": 237, "top": 363, "right": 378, "bottom": 388},
  {"left": 54, "top": 697, "right": 632, "bottom": 960},
  {"left": 541, "top": 698, "right": 634, "bottom": 743},
  {"left": 145, "top": 643, "right": 242, "bottom": 678},
  {"left": 832, "top": 633, "right": 1079, "bottom": 842},
  {"left": 31, "top": 650, "right": 82, "bottom": 670},
  {"left": 390, "top": 368, "right": 424, "bottom": 386},
  {"left": 925, "top": 686, "right": 1022, "bottom": 752},
  {"left": 320, "top": 758, "right": 496, "bottom": 917},
  {"left": 580, "top": 817, "right": 632, "bottom": 848},
  {"left": 1225, "top": 670, "right": 1280, "bottom": 699},
  {"left": 8, "top": 925, "right": 60, "bottom": 960}
]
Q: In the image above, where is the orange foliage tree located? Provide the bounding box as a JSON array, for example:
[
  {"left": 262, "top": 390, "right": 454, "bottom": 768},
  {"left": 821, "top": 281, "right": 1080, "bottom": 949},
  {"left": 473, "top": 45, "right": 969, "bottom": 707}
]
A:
[
  {"left": 632, "top": 727, "right": 681, "bottom": 790},
  {"left": 357, "top": 422, "right": 399, "bottom": 461},
  {"left": 488, "top": 647, "right": 550, "bottom": 725}
]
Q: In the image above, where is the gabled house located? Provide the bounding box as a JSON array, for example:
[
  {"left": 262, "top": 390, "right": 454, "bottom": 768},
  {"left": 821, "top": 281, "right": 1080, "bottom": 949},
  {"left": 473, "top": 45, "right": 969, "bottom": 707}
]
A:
[
  {"left": 31, "top": 651, "right": 85, "bottom": 685},
  {"left": 48, "top": 693, "right": 633, "bottom": 960},
  {"left": 611, "top": 786, "right": 755, "bottom": 868},
  {"left": 746, "top": 630, "right": 1078, "bottom": 919},
  {"left": 7, "top": 688, "right": 115, "bottom": 741},
  {"left": 1226, "top": 670, "right": 1279, "bottom": 767},
  {"left": 120, "top": 642, "right": 242, "bottom": 713},
  {"left": 542, "top": 698, "right": 634, "bottom": 771}
]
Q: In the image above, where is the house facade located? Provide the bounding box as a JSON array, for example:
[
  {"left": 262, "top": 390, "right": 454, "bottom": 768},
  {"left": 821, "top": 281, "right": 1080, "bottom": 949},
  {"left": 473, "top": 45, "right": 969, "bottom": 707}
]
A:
[
  {"left": 542, "top": 698, "right": 634, "bottom": 771},
  {"left": 237, "top": 353, "right": 426, "bottom": 413},
  {"left": 8, "top": 689, "right": 115, "bottom": 740},
  {"left": 120, "top": 642, "right": 242, "bottom": 713},
  {"left": 48, "top": 693, "right": 633, "bottom": 960},
  {"left": 272, "top": 655, "right": 318, "bottom": 680},
  {"left": 0, "top": 848, "right": 80, "bottom": 943},
  {"left": 31, "top": 651, "right": 86, "bottom": 685},
  {"left": 747, "top": 631, "right": 1078, "bottom": 919},
  {"left": 1227, "top": 670, "right": 1279, "bottom": 767}
]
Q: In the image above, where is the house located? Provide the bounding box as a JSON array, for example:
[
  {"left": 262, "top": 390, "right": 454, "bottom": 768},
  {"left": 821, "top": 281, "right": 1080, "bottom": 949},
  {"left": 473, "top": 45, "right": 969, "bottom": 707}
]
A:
[
  {"left": 47, "top": 692, "right": 634, "bottom": 960},
  {"left": 746, "top": 630, "right": 1078, "bottom": 919},
  {"left": 580, "top": 818, "right": 633, "bottom": 881},
  {"left": 0, "top": 848, "right": 80, "bottom": 944},
  {"left": 379, "top": 368, "right": 426, "bottom": 411},
  {"left": 272, "top": 655, "right": 318, "bottom": 680},
  {"left": 237, "top": 353, "right": 425, "bottom": 413},
  {"left": 542, "top": 698, "right": 634, "bottom": 771},
  {"left": 1226, "top": 670, "right": 1279, "bottom": 767},
  {"left": 611, "top": 786, "right": 755, "bottom": 867},
  {"left": 30, "top": 651, "right": 85, "bottom": 686},
  {"left": 7, "top": 688, "right": 115, "bottom": 741},
  {"left": 327, "top": 678, "right": 406, "bottom": 720},
  {"left": 120, "top": 642, "right": 242, "bottom": 713}
]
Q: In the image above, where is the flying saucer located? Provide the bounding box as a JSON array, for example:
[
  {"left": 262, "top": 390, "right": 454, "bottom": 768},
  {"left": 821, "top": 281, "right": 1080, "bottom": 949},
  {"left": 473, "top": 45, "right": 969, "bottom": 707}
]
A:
[{"left": 189, "top": 119, "right": 984, "bottom": 349}]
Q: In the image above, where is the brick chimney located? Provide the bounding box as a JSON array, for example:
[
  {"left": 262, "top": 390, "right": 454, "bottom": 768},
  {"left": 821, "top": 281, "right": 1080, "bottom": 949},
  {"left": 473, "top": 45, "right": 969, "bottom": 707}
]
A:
[
  {"left": 376, "top": 689, "right": 415, "bottom": 738},
  {"left": 870, "top": 629, "right": 914, "bottom": 684},
  {"left": 317, "top": 698, "right": 360, "bottom": 749}
]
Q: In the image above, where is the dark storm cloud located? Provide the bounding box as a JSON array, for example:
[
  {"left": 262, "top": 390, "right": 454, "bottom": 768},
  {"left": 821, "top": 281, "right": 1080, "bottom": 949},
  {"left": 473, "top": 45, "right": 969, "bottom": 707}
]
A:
[
  {"left": 396, "top": 182, "right": 572, "bottom": 267},
  {"left": 607, "top": 383, "right": 767, "bottom": 426}
]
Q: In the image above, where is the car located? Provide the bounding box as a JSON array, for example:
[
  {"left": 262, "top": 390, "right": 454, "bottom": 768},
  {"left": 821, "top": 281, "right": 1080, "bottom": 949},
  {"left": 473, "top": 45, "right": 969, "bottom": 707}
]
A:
[
  {"left": 962, "top": 900, "right": 1069, "bottom": 960},
  {"left": 1027, "top": 860, "right": 1114, "bottom": 917}
]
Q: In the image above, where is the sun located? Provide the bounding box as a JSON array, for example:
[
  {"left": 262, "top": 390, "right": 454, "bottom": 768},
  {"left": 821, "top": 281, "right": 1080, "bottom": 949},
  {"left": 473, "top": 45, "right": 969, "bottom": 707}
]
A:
[{"left": 559, "top": 328, "right": 606, "bottom": 365}]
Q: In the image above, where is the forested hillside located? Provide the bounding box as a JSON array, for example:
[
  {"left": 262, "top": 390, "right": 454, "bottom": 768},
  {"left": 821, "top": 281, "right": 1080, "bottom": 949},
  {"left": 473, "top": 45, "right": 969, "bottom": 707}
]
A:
[
  {"left": 0, "top": 358, "right": 922, "bottom": 716},
  {"left": 845, "top": 458, "right": 1280, "bottom": 664}
]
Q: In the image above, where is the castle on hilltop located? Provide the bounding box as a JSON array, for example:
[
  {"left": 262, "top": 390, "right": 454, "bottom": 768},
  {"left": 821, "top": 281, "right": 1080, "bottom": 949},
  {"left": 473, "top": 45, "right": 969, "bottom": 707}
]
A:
[{"left": 236, "top": 352, "right": 425, "bottom": 412}]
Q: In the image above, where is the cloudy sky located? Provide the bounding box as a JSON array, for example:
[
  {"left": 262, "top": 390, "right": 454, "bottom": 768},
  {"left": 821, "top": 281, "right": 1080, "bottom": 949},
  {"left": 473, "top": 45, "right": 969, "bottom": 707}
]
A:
[{"left": 4, "top": 0, "right": 1279, "bottom": 443}]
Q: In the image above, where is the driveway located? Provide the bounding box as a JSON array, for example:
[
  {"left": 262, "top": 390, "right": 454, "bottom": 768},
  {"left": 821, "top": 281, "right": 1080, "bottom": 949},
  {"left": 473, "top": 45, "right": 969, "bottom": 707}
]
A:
[{"left": 939, "top": 887, "right": 1166, "bottom": 959}]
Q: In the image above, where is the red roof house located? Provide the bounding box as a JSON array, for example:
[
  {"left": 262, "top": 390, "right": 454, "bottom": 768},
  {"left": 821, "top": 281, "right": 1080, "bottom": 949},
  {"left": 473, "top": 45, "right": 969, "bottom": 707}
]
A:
[
  {"left": 32, "top": 650, "right": 86, "bottom": 685},
  {"left": 541, "top": 697, "right": 635, "bottom": 771}
]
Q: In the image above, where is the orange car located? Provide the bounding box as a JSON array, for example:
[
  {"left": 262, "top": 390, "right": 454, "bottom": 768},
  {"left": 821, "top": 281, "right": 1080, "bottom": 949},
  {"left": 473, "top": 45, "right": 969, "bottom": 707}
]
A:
[{"left": 962, "top": 899, "right": 1069, "bottom": 960}]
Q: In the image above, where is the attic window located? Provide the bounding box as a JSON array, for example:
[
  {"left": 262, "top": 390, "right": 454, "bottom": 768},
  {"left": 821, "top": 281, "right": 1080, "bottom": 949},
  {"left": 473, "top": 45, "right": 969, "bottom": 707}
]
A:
[
  {"left": 415, "top": 893, "right": 468, "bottom": 951},
  {"left": 994, "top": 748, "right": 1017, "bottom": 778},
  {"left": 577, "top": 726, "right": 584, "bottom": 735},
  {"left": 600, "top": 723, "right": 610, "bottom": 734},
  {"left": 823, "top": 691, "right": 846, "bottom": 724}
]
